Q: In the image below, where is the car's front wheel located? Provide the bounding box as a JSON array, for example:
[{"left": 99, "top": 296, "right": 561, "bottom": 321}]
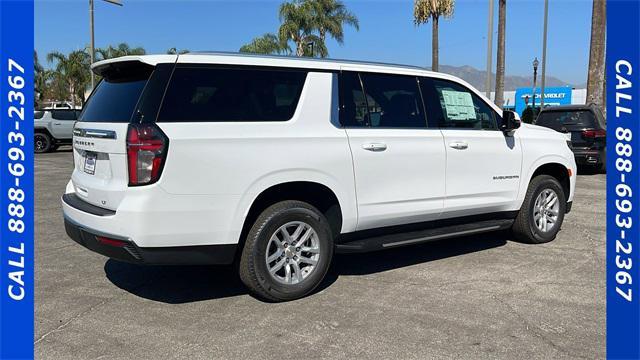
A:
[
  {"left": 239, "top": 200, "right": 333, "bottom": 302},
  {"left": 512, "top": 175, "right": 567, "bottom": 244},
  {"left": 34, "top": 132, "right": 52, "bottom": 153}
]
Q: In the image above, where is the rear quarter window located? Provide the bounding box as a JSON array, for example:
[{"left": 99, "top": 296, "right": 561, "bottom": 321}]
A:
[{"left": 157, "top": 67, "right": 308, "bottom": 122}]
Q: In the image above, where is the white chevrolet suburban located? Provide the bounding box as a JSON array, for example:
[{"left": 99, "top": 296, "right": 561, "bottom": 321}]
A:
[{"left": 62, "top": 53, "right": 576, "bottom": 301}]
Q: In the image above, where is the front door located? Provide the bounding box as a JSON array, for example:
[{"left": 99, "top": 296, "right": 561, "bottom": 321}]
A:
[{"left": 425, "top": 78, "right": 522, "bottom": 216}]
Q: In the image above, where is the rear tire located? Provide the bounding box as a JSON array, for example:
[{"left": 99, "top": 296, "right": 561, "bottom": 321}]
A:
[
  {"left": 34, "top": 133, "right": 52, "bottom": 153},
  {"left": 512, "top": 175, "right": 566, "bottom": 244},
  {"left": 239, "top": 200, "right": 333, "bottom": 302}
]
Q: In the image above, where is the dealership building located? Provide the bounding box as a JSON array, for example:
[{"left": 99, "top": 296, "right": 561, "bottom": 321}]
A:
[{"left": 489, "top": 87, "right": 587, "bottom": 114}]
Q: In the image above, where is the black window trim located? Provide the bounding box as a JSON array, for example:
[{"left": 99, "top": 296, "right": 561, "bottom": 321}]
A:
[
  {"left": 338, "top": 70, "right": 432, "bottom": 130},
  {"left": 156, "top": 64, "right": 313, "bottom": 123}
]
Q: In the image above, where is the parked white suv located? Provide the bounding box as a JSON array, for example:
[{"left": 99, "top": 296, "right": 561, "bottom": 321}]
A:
[{"left": 62, "top": 53, "right": 576, "bottom": 301}]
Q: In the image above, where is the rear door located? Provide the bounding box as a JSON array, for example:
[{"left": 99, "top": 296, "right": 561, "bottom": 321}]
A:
[
  {"left": 341, "top": 70, "right": 446, "bottom": 230},
  {"left": 71, "top": 60, "right": 174, "bottom": 210}
]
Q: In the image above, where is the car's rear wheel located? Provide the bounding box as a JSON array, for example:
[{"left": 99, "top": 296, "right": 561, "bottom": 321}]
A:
[
  {"left": 512, "top": 175, "right": 566, "bottom": 244},
  {"left": 34, "top": 133, "right": 52, "bottom": 153},
  {"left": 239, "top": 200, "right": 333, "bottom": 302}
]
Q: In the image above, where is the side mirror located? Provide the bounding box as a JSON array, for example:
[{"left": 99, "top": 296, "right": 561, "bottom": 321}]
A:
[{"left": 500, "top": 110, "right": 521, "bottom": 134}]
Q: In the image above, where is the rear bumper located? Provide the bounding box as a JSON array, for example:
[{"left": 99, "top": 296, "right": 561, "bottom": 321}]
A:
[
  {"left": 573, "top": 148, "right": 605, "bottom": 165},
  {"left": 64, "top": 217, "right": 236, "bottom": 265}
]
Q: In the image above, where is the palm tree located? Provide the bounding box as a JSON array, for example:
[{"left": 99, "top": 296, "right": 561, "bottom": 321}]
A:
[
  {"left": 47, "top": 50, "right": 91, "bottom": 107},
  {"left": 240, "top": 34, "right": 291, "bottom": 55},
  {"left": 586, "top": 0, "right": 605, "bottom": 110},
  {"left": 413, "top": 0, "right": 455, "bottom": 72},
  {"left": 494, "top": 0, "right": 506, "bottom": 108},
  {"left": 96, "top": 43, "right": 146, "bottom": 60},
  {"left": 309, "top": 0, "right": 359, "bottom": 45},
  {"left": 167, "top": 47, "right": 190, "bottom": 55},
  {"left": 34, "top": 51, "right": 51, "bottom": 107},
  {"left": 279, "top": 1, "right": 320, "bottom": 56}
]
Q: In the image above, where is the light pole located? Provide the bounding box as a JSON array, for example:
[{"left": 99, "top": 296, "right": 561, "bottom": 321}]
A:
[
  {"left": 540, "top": 0, "right": 549, "bottom": 107},
  {"left": 89, "top": 0, "right": 122, "bottom": 90},
  {"left": 532, "top": 57, "right": 539, "bottom": 112}
]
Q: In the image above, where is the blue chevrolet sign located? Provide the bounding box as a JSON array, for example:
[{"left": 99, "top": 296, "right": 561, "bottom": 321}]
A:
[{"left": 514, "top": 87, "right": 573, "bottom": 114}]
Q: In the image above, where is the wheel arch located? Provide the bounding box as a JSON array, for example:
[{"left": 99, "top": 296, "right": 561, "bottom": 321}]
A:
[
  {"left": 233, "top": 179, "right": 355, "bottom": 261},
  {"left": 528, "top": 162, "right": 571, "bottom": 202}
]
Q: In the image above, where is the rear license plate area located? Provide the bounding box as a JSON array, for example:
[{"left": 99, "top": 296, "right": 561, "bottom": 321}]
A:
[{"left": 84, "top": 151, "right": 97, "bottom": 175}]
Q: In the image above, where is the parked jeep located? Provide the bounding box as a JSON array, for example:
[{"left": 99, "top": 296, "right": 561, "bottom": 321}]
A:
[{"left": 34, "top": 109, "right": 80, "bottom": 153}]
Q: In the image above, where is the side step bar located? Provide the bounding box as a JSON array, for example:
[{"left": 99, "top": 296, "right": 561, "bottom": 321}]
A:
[{"left": 335, "top": 219, "right": 514, "bottom": 253}]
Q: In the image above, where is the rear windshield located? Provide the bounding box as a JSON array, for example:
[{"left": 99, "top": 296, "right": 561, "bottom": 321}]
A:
[
  {"left": 158, "top": 67, "right": 307, "bottom": 122},
  {"left": 79, "top": 64, "right": 152, "bottom": 122},
  {"left": 535, "top": 110, "right": 598, "bottom": 130},
  {"left": 34, "top": 111, "right": 44, "bottom": 119}
]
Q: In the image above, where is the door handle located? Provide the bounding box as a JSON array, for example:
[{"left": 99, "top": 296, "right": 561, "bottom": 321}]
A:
[
  {"left": 448, "top": 141, "right": 469, "bottom": 150},
  {"left": 53, "top": 122, "right": 62, "bottom": 125},
  {"left": 362, "top": 143, "right": 387, "bottom": 152}
]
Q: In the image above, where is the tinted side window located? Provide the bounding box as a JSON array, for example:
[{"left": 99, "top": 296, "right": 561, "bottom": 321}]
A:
[
  {"left": 158, "top": 67, "right": 307, "bottom": 122},
  {"left": 34, "top": 111, "right": 44, "bottom": 119},
  {"left": 339, "top": 72, "right": 369, "bottom": 127},
  {"left": 430, "top": 79, "right": 498, "bottom": 130},
  {"left": 51, "top": 109, "right": 78, "bottom": 120},
  {"left": 339, "top": 72, "right": 426, "bottom": 128}
]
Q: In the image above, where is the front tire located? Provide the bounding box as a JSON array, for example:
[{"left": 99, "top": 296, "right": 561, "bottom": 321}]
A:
[
  {"left": 34, "top": 132, "right": 52, "bottom": 153},
  {"left": 239, "top": 200, "right": 333, "bottom": 302},
  {"left": 512, "top": 175, "right": 566, "bottom": 244}
]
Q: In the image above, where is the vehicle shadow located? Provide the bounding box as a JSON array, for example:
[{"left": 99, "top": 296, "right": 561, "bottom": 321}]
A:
[{"left": 104, "top": 231, "right": 509, "bottom": 304}]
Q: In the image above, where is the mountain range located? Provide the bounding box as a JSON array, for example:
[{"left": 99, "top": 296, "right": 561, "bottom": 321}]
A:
[{"left": 438, "top": 64, "right": 578, "bottom": 92}]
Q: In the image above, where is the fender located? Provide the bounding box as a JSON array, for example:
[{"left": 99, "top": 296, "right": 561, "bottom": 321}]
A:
[
  {"left": 517, "top": 154, "right": 574, "bottom": 207},
  {"left": 230, "top": 168, "right": 358, "bottom": 243}
]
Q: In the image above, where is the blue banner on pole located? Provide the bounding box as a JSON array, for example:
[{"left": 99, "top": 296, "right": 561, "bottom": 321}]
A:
[
  {"left": 606, "top": 0, "right": 640, "bottom": 359},
  {"left": 0, "top": 0, "right": 35, "bottom": 359}
]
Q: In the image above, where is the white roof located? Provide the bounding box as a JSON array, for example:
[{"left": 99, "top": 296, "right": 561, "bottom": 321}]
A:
[{"left": 91, "top": 52, "right": 504, "bottom": 114}]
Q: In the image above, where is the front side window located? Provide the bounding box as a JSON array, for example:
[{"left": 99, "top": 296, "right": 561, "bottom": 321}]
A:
[
  {"left": 158, "top": 67, "right": 307, "bottom": 122},
  {"left": 430, "top": 79, "right": 498, "bottom": 130},
  {"left": 340, "top": 72, "right": 427, "bottom": 128}
]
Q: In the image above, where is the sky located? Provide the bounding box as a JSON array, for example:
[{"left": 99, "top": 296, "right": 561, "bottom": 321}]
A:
[{"left": 35, "top": 0, "right": 594, "bottom": 85}]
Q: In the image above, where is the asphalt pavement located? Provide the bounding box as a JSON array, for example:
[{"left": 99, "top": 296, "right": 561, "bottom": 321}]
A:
[{"left": 35, "top": 148, "right": 605, "bottom": 359}]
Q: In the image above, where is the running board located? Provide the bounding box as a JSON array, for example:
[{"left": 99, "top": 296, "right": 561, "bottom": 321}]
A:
[{"left": 335, "top": 219, "right": 514, "bottom": 253}]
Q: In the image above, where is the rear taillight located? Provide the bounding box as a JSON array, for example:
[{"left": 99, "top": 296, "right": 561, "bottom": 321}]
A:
[
  {"left": 126, "top": 123, "right": 168, "bottom": 186},
  {"left": 582, "top": 129, "right": 606, "bottom": 139}
]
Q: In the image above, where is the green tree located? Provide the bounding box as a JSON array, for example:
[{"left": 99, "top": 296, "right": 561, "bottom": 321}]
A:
[
  {"left": 309, "top": 0, "right": 359, "bottom": 45},
  {"left": 278, "top": 1, "right": 322, "bottom": 56},
  {"left": 413, "top": 0, "right": 455, "bottom": 72},
  {"left": 34, "top": 51, "right": 52, "bottom": 107},
  {"left": 96, "top": 43, "right": 146, "bottom": 60},
  {"left": 241, "top": 0, "right": 359, "bottom": 58},
  {"left": 167, "top": 47, "right": 190, "bottom": 55},
  {"left": 46, "top": 50, "right": 91, "bottom": 107},
  {"left": 240, "top": 33, "right": 291, "bottom": 55}
]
